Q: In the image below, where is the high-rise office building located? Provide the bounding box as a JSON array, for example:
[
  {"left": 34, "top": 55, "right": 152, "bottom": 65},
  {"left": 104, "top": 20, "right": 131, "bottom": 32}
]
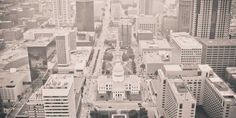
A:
[
  {"left": 50, "top": 0, "right": 74, "bottom": 27},
  {"left": 27, "top": 37, "right": 56, "bottom": 81},
  {"left": 171, "top": 32, "right": 202, "bottom": 67},
  {"left": 42, "top": 74, "right": 76, "bottom": 118},
  {"left": 177, "top": 0, "right": 192, "bottom": 32},
  {"left": 156, "top": 64, "right": 213, "bottom": 110},
  {"left": 55, "top": 32, "right": 71, "bottom": 66},
  {"left": 139, "top": 0, "right": 153, "bottom": 15},
  {"left": 75, "top": 0, "right": 94, "bottom": 32},
  {"left": 190, "top": 0, "right": 232, "bottom": 39},
  {"left": 198, "top": 38, "right": 236, "bottom": 78},
  {"left": 165, "top": 79, "right": 196, "bottom": 118},
  {"left": 203, "top": 77, "right": 236, "bottom": 118},
  {"left": 154, "top": 64, "right": 236, "bottom": 118}
]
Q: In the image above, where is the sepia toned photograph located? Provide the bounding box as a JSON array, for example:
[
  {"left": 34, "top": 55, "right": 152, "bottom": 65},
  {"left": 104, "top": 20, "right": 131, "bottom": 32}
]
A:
[{"left": 0, "top": 0, "right": 236, "bottom": 118}]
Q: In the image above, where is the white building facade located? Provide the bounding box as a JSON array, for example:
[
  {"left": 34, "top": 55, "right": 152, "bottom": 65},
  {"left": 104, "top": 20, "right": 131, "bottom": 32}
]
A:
[{"left": 42, "top": 74, "right": 76, "bottom": 118}]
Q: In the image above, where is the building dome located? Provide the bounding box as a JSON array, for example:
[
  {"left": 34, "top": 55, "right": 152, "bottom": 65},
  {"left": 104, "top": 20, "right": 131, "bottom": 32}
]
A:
[{"left": 112, "top": 62, "right": 125, "bottom": 82}]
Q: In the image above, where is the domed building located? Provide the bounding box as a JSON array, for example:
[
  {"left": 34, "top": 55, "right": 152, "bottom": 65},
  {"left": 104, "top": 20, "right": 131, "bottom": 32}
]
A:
[{"left": 97, "top": 43, "right": 140, "bottom": 101}]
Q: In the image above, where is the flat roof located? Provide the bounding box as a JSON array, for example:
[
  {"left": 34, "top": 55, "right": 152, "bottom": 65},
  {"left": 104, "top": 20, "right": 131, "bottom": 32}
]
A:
[
  {"left": 163, "top": 65, "right": 182, "bottom": 72},
  {"left": 198, "top": 65, "right": 213, "bottom": 72},
  {"left": 197, "top": 38, "right": 236, "bottom": 46},
  {"left": 171, "top": 32, "right": 202, "bottom": 49},
  {"left": 0, "top": 71, "right": 28, "bottom": 87},
  {"left": 143, "top": 53, "right": 162, "bottom": 63},
  {"left": 0, "top": 40, "right": 28, "bottom": 65},
  {"left": 28, "top": 87, "right": 43, "bottom": 101},
  {"left": 44, "top": 74, "right": 73, "bottom": 90},
  {"left": 137, "top": 30, "right": 153, "bottom": 34},
  {"left": 139, "top": 39, "right": 171, "bottom": 50},
  {"left": 208, "top": 77, "right": 236, "bottom": 97},
  {"left": 26, "top": 37, "right": 54, "bottom": 47},
  {"left": 168, "top": 79, "right": 195, "bottom": 102}
]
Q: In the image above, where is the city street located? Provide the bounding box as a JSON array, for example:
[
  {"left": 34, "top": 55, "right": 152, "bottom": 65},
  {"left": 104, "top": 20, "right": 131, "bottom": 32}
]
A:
[{"left": 80, "top": 0, "right": 111, "bottom": 117}]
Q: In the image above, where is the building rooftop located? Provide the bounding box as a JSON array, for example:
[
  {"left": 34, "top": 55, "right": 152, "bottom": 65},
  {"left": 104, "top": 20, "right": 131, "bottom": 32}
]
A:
[
  {"left": 168, "top": 79, "right": 195, "bottom": 102},
  {"left": 175, "top": 82, "right": 188, "bottom": 93},
  {"left": 143, "top": 52, "right": 171, "bottom": 63},
  {"left": 44, "top": 74, "right": 73, "bottom": 90},
  {"left": 0, "top": 70, "right": 29, "bottom": 87},
  {"left": 163, "top": 65, "right": 182, "bottom": 72},
  {"left": 171, "top": 32, "right": 202, "bottom": 49},
  {"left": 197, "top": 38, "right": 236, "bottom": 46},
  {"left": 137, "top": 30, "right": 153, "bottom": 34},
  {"left": 208, "top": 77, "right": 236, "bottom": 101},
  {"left": 198, "top": 64, "right": 213, "bottom": 72},
  {"left": 26, "top": 37, "right": 54, "bottom": 47},
  {"left": 139, "top": 39, "right": 171, "bottom": 50},
  {"left": 28, "top": 87, "right": 43, "bottom": 102},
  {"left": 136, "top": 15, "right": 158, "bottom": 24},
  {"left": 226, "top": 67, "right": 236, "bottom": 74}
]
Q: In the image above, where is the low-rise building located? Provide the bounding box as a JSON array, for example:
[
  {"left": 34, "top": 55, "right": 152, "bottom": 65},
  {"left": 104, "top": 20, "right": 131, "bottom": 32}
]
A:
[{"left": 0, "top": 71, "right": 29, "bottom": 102}]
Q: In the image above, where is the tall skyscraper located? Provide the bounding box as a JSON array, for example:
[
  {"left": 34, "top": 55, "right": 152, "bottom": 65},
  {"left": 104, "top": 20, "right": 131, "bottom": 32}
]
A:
[
  {"left": 55, "top": 32, "right": 71, "bottom": 66},
  {"left": 139, "top": 0, "right": 153, "bottom": 15},
  {"left": 50, "top": 0, "right": 74, "bottom": 27},
  {"left": 75, "top": 0, "right": 94, "bottom": 32},
  {"left": 190, "top": 0, "right": 232, "bottom": 39},
  {"left": 177, "top": 0, "right": 192, "bottom": 32}
]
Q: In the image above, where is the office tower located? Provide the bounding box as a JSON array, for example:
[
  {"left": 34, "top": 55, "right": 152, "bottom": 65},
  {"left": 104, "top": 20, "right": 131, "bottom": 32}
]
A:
[
  {"left": 27, "top": 37, "right": 56, "bottom": 81},
  {"left": 203, "top": 77, "right": 236, "bottom": 118},
  {"left": 0, "top": 71, "right": 26, "bottom": 102},
  {"left": 55, "top": 32, "right": 71, "bottom": 66},
  {"left": 190, "top": 0, "right": 232, "bottom": 39},
  {"left": 50, "top": 0, "right": 74, "bottom": 27},
  {"left": 139, "top": 0, "right": 153, "bottom": 15},
  {"left": 171, "top": 32, "right": 202, "bottom": 67},
  {"left": 119, "top": 21, "right": 132, "bottom": 47},
  {"left": 177, "top": 0, "right": 192, "bottom": 32},
  {"left": 75, "top": 0, "right": 94, "bottom": 31},
  {"left": 139, "top": 39, "right": 172, "bottom": 76},
  {"left": 42, "top": 74, "right": 76, "bottom": 118},
  {"left": 165, "top": 79, "right": 196, "bottom": 118},
  {"left": 198, "top": 38, "right": 236, "bottom": 78},
  {"left": 156, "top": 64, "right": 213, "bottom": 110},
  {"left": 136, "top": 15, "right": 159, "bottom": 35}
]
